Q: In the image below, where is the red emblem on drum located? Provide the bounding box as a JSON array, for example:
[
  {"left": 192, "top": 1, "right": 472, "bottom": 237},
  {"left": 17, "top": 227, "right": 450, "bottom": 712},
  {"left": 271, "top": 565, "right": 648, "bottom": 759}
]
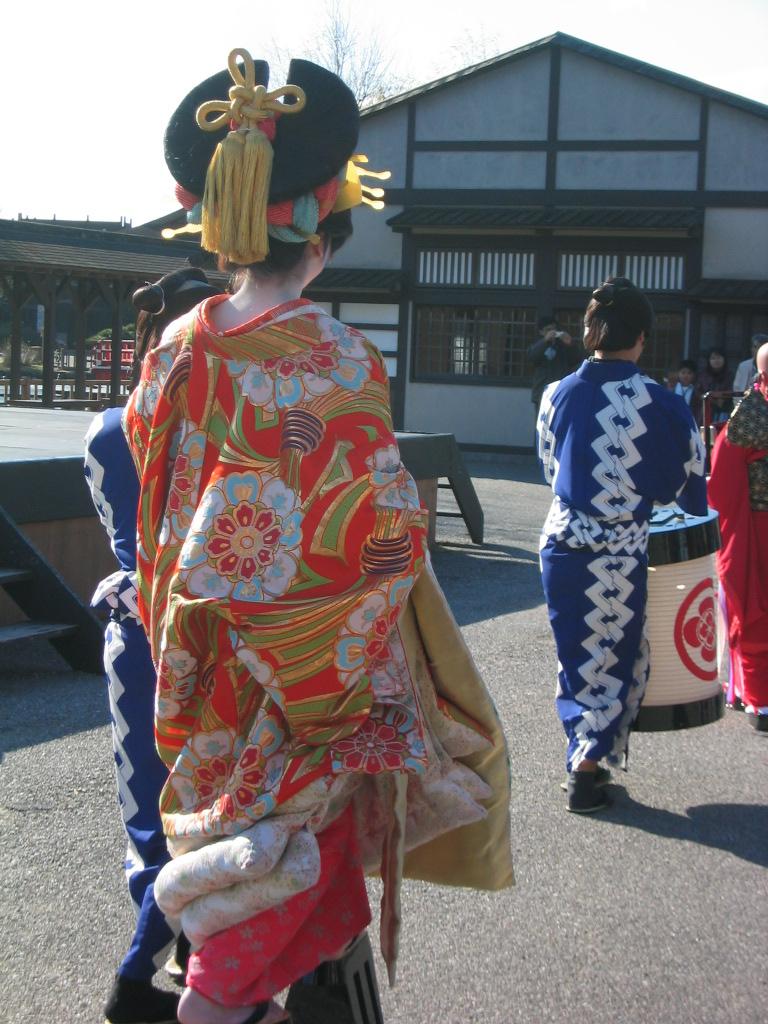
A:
[{"left": 674, "top": 578, "right": 717, "bottom": 682}]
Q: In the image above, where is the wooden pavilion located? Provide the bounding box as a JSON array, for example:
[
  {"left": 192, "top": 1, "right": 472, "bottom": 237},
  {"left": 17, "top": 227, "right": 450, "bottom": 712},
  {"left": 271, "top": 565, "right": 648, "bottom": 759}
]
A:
[{"left": 0, "top": 216, "right": 227, "bottom": 408}]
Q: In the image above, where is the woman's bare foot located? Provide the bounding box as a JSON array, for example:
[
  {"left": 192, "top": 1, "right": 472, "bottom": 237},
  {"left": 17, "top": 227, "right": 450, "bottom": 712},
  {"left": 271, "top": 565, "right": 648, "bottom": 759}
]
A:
[{"left": 177, "top": 987, "right": 289, "bottom": 1024}]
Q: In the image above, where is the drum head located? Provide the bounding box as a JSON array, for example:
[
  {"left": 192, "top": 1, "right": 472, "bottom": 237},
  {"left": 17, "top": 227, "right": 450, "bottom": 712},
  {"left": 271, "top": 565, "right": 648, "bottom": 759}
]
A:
[{"left": 648, "top": 507, "right": 720, "bottom": 566}]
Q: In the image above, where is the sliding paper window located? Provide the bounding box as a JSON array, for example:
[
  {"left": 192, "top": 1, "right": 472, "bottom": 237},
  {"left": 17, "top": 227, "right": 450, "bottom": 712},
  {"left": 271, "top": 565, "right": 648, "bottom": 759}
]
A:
[{"left": 414, "top": 306, "right": 538, "bottom": 382}]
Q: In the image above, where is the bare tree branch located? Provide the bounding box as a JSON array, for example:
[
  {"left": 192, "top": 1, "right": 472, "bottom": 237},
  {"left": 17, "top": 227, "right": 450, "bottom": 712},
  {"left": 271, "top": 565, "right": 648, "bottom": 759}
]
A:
[
  {"left": 448, "top": 25, "right": 504, "bottom": 69},
  {"left": 306, "top": 0, "right": 409, "bottom": 108}
]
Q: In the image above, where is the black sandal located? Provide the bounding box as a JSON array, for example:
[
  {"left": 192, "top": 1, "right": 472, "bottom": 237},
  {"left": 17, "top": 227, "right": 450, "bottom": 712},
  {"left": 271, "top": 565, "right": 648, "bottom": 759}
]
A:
[
  {"left": 565, "top": 771, "right": 612, "bottom": 814},
  {"left": 560, "top": 765, "right": 612, "bottom": 791},
  {"left": 285, "top": 931, "right": 383, "bottom": 1024}
]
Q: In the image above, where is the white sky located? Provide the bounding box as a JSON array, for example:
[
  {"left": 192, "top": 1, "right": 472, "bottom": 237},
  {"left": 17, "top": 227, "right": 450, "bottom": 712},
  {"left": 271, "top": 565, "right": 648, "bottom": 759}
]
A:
[{"left": 2, "top": 0, "right": 766, "bottom": 225}]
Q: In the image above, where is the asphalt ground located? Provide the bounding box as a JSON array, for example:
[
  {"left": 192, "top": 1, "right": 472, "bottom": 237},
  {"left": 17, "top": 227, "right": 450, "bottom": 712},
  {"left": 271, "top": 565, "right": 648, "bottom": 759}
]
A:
[{"left": 1, "top": 456, "right": 766, "bottom": 1024}]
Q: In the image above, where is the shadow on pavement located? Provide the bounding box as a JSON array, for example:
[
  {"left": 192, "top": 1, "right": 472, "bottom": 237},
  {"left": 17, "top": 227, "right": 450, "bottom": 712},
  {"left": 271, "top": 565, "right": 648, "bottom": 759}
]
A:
[
  {"left": 0, "top": 661, "right": 108, "bottom": 759},
  {"left": 432, "top": 541, "right": 543, "bottom": 625},
  {"left": 463, "top": 454, "right": 540, "bottom": 483},
  {"left": 604, "top": 789, "right": 768, "bottom": 867}
]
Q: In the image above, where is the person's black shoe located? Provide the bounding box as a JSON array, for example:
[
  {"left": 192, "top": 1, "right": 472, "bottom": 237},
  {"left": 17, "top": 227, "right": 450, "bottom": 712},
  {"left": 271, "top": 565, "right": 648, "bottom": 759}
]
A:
[
  {"left": 560, "top": 765, "right": 612, "bottom": 791},
  {"left": 103, "top": 974, "right": 179, "bottom": 1024},
  {"left": 749, "top": 714, "right": 768, "bottom": 733},
  {"left": 566, "top": 771, "right": 612, "bottom": 814}
]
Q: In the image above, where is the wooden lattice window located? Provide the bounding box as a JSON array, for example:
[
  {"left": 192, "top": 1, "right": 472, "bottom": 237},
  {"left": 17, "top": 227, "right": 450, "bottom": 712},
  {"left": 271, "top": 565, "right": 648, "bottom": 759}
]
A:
[{"left": 413, "top": 305, "right": 538, "bottom": 382}]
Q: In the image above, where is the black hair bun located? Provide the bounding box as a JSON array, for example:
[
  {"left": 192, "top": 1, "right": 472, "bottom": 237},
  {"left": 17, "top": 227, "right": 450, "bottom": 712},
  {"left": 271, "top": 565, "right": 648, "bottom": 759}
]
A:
[
  {"left": 592, "top": 283, "right": 615, "bottom": 304},
  {"left": 592, "top": 276, "right": 638, "bottom": 306},
  {"left": 133, "top": 282, "right": 166, "bottom": 314},
  {"left": 133, "top": 268, "right": 221, "bottom": 322},
  {"left": 164, "top": 57, "right": 359, "bottom": 203},
  {"left": 591, "top": 276, "right": 654, "bottom": 337}
]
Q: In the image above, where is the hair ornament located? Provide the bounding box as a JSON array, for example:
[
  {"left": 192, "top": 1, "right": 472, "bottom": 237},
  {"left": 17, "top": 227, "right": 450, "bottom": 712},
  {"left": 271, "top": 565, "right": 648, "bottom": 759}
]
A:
[
  {"left": 333, "top": 155, "right": 391, "bottom": 213},
  {"left": 194, "top": 48, "right": 307, "bottom": 264}
]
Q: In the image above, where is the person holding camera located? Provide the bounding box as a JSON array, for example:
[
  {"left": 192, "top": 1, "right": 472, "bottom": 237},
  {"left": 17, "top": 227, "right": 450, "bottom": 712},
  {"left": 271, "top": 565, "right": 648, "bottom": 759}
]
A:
[{"left": 528, "top": 316, "right": 582, "bottom": 435}]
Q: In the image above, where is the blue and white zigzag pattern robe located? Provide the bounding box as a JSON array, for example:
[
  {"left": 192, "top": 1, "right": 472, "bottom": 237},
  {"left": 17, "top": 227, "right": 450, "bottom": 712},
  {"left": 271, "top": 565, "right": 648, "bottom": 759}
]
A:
[
  {"left": 537, "top": 359, "right": 707, "bottom": 772},
  {"left": 84, "top": 407, "right": 175, "bottom": 979}
]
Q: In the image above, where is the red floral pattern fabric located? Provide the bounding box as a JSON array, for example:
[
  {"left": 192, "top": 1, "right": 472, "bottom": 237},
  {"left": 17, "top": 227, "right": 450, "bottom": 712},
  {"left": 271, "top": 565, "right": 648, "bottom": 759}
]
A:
[{"left": 123, "top": 296, "right": 430, "bottom": 844}]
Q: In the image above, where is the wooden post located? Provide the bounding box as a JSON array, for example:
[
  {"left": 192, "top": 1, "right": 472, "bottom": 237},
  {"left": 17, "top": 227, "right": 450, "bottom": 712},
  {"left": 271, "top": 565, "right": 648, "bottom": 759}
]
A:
[
  {"left": 26, "top": 273, "right": 57, "bottom": 408},
  {"left": 42, "top": 285, "right": 57, "bottom": 406},
  {"left": 110, "top": 280, "right": 123, "bottom": 406},
  {"left": 10, "top": 296, "right": 22, "bottom": 401},
  {"left": 69, "top": 278, "right": 98, "bottom": 400}
]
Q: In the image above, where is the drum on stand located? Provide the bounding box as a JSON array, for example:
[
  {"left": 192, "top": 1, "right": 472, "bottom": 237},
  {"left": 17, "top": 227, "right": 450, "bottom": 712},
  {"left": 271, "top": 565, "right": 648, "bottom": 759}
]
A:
[{"left": 634, "top": 506, "right": 724, "bottom": 731}]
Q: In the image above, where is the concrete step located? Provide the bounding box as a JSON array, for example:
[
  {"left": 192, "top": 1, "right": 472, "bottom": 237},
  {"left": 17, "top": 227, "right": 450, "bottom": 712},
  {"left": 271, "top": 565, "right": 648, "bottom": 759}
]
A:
[
  {"left": 0, "top": 567, "right": 33, "bottom": 586},
  {"left": 0, "top": 622, "right": 79, "bottom": 645}
]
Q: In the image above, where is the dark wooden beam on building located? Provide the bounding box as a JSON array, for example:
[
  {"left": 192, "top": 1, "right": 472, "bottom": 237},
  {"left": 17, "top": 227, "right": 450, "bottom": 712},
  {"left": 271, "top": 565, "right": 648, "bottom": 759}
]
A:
[
  {"left": 42, "top": 280, "right": 57, "bottom": 408},
  {"left": 66, "top": 279, "right": 102, "bottom": 399},
  {"left": 24, "top": 273, "right": 57, "bottom": 407}
]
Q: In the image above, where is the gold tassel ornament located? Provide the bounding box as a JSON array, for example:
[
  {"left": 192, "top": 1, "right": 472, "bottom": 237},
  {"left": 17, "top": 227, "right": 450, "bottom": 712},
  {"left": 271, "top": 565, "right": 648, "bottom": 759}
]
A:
[{"left": 195, "top": 49, "right": 306, "bottom": 264}]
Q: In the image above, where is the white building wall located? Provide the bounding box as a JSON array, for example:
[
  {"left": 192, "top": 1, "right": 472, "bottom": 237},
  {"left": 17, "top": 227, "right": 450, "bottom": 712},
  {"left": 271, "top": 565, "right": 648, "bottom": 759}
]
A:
[
  {"left": 338, "top": 303, "right": 400, "bottom": 379},
  {"left": 705, "top": 103, "right": 768, "bottom": 190},
  {"left": 702, "top": 208, "right": 768, "bottom": 279},
  {"left": 404, "top": 382, "right": 533, "bottom": 447},
  {"left": 339, "top": 303, "right": 400, "bottom": 324},
  {"left": 556, "top": 151, "right": 698, "bottom": 190},
  {"left": 356, "top": 106, "right": 409, "bottom": 188},
  {"left": 413, "top": 150, "right": 547, "bottom": 189},
  {"left": 413, "top": 51, "right": 550, "bottom": 141},
  {"left": 558, "top": 51, "right": 701, "bottom": 139},
  {"left": 329, "top": 204, "right": 404, "bottom": 270}
]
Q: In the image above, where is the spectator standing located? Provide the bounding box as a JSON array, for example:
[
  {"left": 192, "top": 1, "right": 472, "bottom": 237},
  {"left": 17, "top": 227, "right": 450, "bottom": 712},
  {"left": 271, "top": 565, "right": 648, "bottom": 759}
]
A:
[
  {"left": 694, "top": 347, "right": 734, "bottom": 425},
  {"left": 528, "top": 316, "right": 582, "bottom": 428}
]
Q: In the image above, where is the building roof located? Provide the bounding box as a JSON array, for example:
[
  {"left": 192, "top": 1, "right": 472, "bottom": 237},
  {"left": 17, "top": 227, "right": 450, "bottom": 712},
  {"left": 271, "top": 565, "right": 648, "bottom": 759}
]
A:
[
  {"left": 688, "top": 279, "right": 768, "bottom": 302},
  {"left": 309, "top": 268, "right": 402, "bottom": 293},
  {"left": 15, "top": 217, "right": 132, "bottom": 231},
  {"left": 363, "top": 32, "right": 768, "bottom": 122},
  {"left": 0, "top": 219, "right": 396, "bottom": 292},
  {"left": 0, "top": 217, "right": 220, "bottom": 280},
  {"left": 0, "top": 238, "right": 206, "bottom": 278},
  {"left": 133, "top": 210, "right": 187, "bottom": 235},
  {"left": 387, "top": 206, "right": 702, "bottom": 233}
]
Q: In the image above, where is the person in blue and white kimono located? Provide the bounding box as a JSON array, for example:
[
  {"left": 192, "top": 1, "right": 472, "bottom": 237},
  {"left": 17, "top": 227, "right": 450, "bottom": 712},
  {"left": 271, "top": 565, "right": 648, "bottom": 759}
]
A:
[
  {"left": 84, "top": 268, "right": 221, "bottom": 1024},
  {"left": 537, "top": 277, "right": 707, "bottom": 814}
]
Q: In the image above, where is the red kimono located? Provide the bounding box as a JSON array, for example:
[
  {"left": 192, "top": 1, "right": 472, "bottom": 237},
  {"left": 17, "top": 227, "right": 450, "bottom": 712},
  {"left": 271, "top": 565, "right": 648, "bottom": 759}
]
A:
[{"left": 708, "top": 422, "right": 768, "bottom": 715}]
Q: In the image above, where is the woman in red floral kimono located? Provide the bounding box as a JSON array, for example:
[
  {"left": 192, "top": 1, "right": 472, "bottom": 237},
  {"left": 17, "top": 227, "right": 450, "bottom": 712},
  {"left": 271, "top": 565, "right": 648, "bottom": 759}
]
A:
[{"left": 124, "top": 49, "right": 512, "bottom": 1024}]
